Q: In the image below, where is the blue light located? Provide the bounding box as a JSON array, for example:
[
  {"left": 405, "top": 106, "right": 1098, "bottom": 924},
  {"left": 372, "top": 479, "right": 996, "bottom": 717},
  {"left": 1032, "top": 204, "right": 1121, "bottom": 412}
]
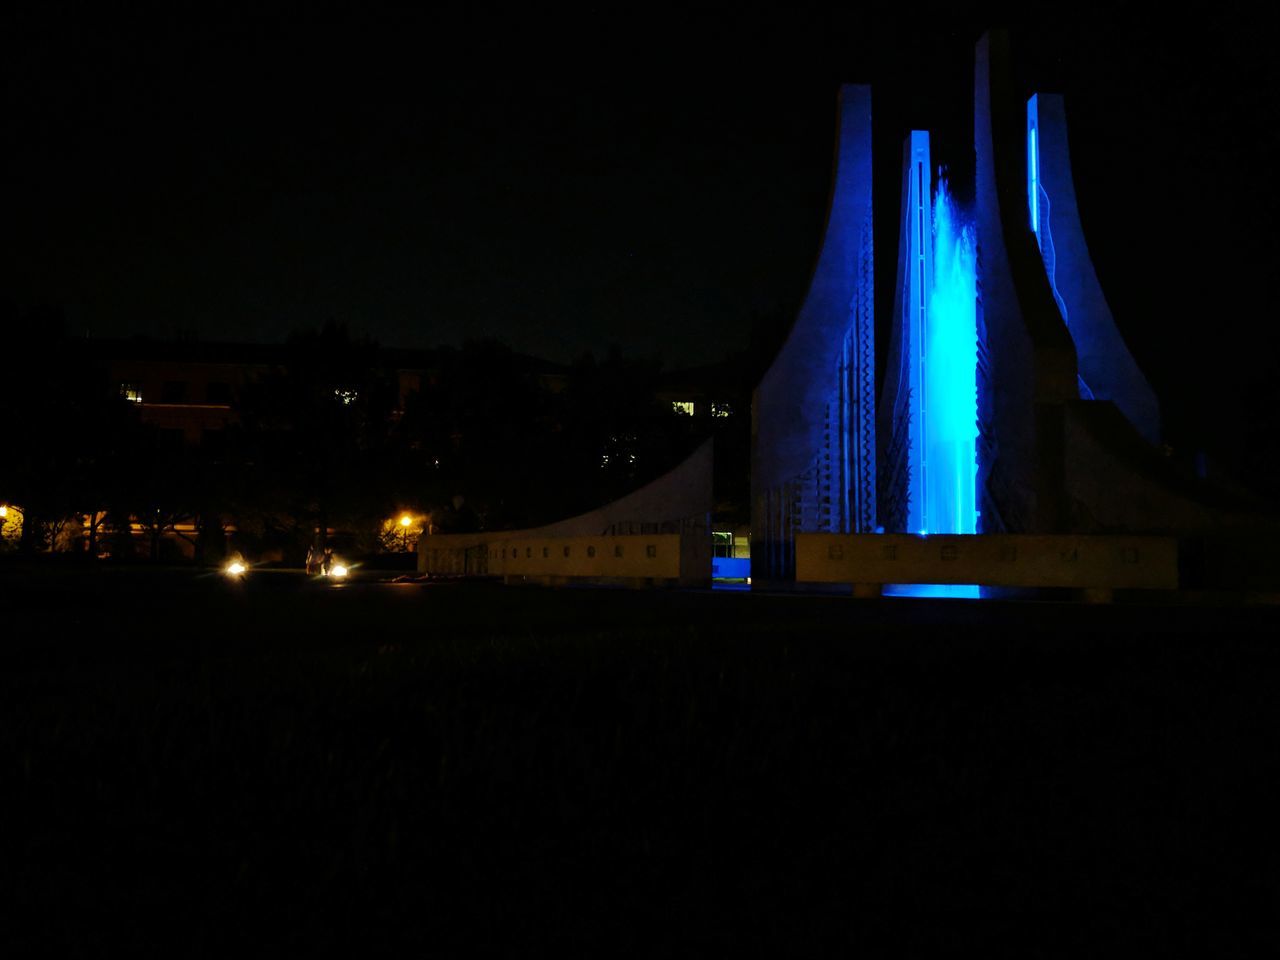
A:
[
  {"left": 923, "top": 177, "right": 979, "bottom": 537},
  {"left": 885, "top": 582, "right": 980, "bottom": 599},
  {"left": 1028, "top": 124, "right": 1039, "bottom": 234}
]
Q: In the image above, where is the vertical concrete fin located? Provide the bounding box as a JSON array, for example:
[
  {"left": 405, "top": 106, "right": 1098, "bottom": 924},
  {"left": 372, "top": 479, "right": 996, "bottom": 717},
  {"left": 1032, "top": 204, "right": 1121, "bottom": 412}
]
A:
[
  {"left": 974, "top": 30, "right": 1079, "bottom": 533},
  {"left": 1028, "top": 93, "right": 1162, "bottom": 446},
  {"left": 752, "top": 84, "right": 875, "bottom": 585}
]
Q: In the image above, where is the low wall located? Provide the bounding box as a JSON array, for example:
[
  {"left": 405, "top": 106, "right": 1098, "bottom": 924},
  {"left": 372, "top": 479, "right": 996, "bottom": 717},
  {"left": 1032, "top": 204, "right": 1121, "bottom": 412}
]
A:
[
  {"left": 491, "top": 534, "right": 683, "bottom": 582},
  {"left": 796, "top": 533, "right": 1178, "bottom": 593},
  {"left": 420, "top": 531, "right": 708, "bottom": 586},
  {"left": 419, "top": 535, "right": 490, "bottom": 576},
  {"left": 417, "top": 439, "right": 714, "bottom": 587}
]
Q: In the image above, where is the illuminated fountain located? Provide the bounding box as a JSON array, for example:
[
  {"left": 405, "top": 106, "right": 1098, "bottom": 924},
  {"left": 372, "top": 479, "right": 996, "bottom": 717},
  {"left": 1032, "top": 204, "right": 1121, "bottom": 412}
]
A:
[
  {"left": 753, "top": 31, "right": 1275, "bottom": 600},
  {"left": 881, "top": 133, "right": 979, "bottom": 598},
  {"left": 923, "top": 178, "right": 979, "bottom": 539}
]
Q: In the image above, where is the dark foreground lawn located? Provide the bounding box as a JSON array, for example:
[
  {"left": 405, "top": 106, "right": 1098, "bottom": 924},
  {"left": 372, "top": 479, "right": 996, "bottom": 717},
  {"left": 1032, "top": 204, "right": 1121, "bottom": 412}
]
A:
[{"left": 2, "top": 566, "right": 1278, "bottom": 955}]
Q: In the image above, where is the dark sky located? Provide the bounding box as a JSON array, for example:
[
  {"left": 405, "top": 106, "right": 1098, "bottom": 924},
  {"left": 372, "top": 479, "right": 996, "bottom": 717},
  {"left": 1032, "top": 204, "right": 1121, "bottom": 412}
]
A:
[{"left": 7, "top": 5, "right": 1280, "bottom": 452}]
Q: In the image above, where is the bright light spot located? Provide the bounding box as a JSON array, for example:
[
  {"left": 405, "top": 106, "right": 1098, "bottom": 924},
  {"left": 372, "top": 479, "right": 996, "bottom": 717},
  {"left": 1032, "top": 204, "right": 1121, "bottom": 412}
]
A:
[
  {"left": 120, "top": 383, "right": 143, "bottom": 403},
  {"left": 400, "top": 515, "right": 412, "bottom": 527},
  {"left": 334, "top": 389, "right": 358, "bottom": 406},
  {"left": 671, "top": 401, "right": 695, "bottom": 416},
  {"left": 332, "top": 565, "right": 348, "bottom": 578},
  {"left": 0, "top": 506, "right": 7, "bottom": 518},
  {"left": 225, "top": 561, "right": 246, "bottom": 576},
  {"left": 711, "top": 402, "right": 732, "bottom": 418}
]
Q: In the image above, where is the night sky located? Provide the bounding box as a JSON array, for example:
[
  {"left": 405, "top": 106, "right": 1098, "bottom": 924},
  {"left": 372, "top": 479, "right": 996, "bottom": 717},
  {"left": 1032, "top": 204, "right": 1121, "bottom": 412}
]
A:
[{"left": 7, "top": 6, "right": 1279, "bottom": 457}]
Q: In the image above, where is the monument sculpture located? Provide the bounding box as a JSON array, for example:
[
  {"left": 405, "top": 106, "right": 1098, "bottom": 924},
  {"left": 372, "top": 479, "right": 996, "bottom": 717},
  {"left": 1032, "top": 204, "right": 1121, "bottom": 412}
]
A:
[{"left": 756, "top": 30, "right": 1280, "bottom": 596}]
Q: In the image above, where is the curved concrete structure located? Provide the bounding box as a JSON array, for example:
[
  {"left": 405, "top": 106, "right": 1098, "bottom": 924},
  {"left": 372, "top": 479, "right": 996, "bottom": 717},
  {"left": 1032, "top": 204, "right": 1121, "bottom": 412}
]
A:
[
  {"left": 753, "top": 31, "right": 1280, "bottom": 595},
  {"left": 973, "top": 31, "right": 1081, "bottom": 534},
  {"left": 877, "top": 132, "right": 931, "bottom": 536},
  {"left": 1028, "top": 93, "right": 1161, "bottom": 445},
  {"left": 419, "top": 439, "right": 713, "bottom": 585},
  {"left": 752, "top": 84, "right": 876, "bottom": 585}
]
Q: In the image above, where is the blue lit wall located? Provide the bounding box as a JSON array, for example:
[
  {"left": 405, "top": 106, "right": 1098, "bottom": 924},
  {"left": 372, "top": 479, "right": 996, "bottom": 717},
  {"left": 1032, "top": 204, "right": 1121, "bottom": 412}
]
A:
[
  {"left": 1026, "top": 93, "right": 1161, "bottom": 443},
  {"left": 1028, "top": 96, "right": 1088, "bottom": 400},
  {"left": 903, "top": 133, "right": 931, "bottom": 538},
  {"left": 751, "top": 86, "right": 876, "bottom": 586}
]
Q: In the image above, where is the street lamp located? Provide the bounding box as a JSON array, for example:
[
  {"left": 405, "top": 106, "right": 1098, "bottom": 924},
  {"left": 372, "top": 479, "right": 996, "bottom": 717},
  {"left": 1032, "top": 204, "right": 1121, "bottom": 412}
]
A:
[{"left": 400, "top": 514, "right": 412, "bottom": 552}]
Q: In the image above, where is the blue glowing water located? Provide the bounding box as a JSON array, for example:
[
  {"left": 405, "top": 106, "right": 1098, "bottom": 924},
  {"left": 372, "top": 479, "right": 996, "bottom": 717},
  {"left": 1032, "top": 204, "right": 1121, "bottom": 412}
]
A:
[
  {"left": 922, "top": 179, "right": 979, "bottom": 538},
  {"left": 885, "top": 582, "right": 980, "bottom": 599},
  {"left": 888, "top": 176, "right": 980, "bottom": 601}
]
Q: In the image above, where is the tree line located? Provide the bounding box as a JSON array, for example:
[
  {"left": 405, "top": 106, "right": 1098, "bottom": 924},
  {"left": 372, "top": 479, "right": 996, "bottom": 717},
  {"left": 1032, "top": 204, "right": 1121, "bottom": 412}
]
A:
[{"left": 0, "top": 313, "right": 744, "bottom": 564}]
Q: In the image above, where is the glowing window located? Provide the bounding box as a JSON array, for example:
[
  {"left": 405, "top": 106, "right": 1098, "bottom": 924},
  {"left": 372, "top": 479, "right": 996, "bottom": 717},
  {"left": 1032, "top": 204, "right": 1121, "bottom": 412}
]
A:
[
  {"left": 711, "top": 402, "right": 732, "bottom": 418},
  {"left": 334, "top": 389, "right": 358, "bottom": 406},
  {"left": 671, "top": 401, "right": 695, "bottom": 416},
  {"left": 120, "top": 383, "right": 143, "bottom": 404},
  {"left": 713, "top": 531, "right": 734, "bottom": 558}
]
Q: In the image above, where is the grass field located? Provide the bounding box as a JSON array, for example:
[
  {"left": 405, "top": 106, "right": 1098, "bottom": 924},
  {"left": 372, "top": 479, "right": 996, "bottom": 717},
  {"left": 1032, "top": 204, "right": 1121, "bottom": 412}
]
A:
[{"left": 3, "top": 566, "right": 1278, "bottom": 954}]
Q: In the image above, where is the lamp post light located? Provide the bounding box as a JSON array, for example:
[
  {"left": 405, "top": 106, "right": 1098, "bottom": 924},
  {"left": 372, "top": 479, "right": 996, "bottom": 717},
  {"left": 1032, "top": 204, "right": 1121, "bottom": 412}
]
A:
[{"left": 400, "top": 514, "right": 412, "bottom": 552}]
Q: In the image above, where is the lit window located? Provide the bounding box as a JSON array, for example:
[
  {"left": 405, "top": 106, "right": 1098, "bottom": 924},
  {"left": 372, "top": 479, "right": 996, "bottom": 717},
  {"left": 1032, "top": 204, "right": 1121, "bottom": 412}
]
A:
[
  {"left": 120, "top": 383, "right": 143, "bottom": 404},
  {"left": 671, "top": 401, "right": 695, "bottom": 416},
  {"left": 334, "top": 389, "right": 358, "bottom": 406},
  {"left": 711, "top": 402, "right": 733, "bottom": 418},
  {"left": 713, "top": 531, "right": 734, "bottom": 558}
]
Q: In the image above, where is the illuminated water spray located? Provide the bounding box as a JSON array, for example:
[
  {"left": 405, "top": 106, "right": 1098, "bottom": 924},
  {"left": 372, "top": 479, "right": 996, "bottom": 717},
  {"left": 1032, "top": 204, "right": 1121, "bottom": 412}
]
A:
[
  {"left": 922, "top": 177, "right": 979, "bottom": 537},
  {"left": 889, "top": 164, "right": 979, "bottom": 600}
]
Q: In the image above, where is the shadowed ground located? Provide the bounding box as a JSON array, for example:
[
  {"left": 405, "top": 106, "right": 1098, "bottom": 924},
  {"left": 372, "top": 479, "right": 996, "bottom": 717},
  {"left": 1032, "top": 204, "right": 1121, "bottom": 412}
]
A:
[{"left": 2, "top": 566, "right": 1277, "bottom": 954}]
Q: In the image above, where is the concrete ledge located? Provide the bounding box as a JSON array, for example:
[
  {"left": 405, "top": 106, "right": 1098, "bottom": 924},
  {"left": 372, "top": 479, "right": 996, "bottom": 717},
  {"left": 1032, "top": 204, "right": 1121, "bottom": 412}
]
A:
[
  {"left": 423, "top": 533, "right": 709, "bottom": 586},
  {"left": 797, "top": 533, "right": 1178, "bottom": 590}
]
